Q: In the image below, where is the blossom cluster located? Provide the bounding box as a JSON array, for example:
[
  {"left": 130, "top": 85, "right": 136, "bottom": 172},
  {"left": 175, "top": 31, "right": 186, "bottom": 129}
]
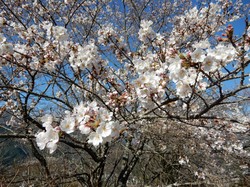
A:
[
  {"left": 98, "top": 23, "right": 116, "bottom": 44},
  {"left": 69, "top": 40, "right": 107, "bottom": 76},
  {"left": 167, "top": 41, "right": 237, "bottom": 98},
  {"left": 138, "top": 20, "right": 155, "bottom": 43},
  {"left": 2, "top": 22, "right": 71, "bottom": 71},
  {"left": 132, "top": 34, "right": 237, "bottom": 103},
  {"left": 40, "top": 22, "right": 69, "bottom": 42},
  {"left": 62, "top": 101, "right": 122, "bottom": 147},
  {"left": 36, "top": 101, "right": 123, "bottom": 153},
  {"left": 169, "top": 2, "right": 241, "bottom": 45},
  {"left": 106, "top": 91, "right": 131, "bottom": 108},
  {"left": 132, "top": 52, "right": 167, "bottom": 108},
  {"left": 36, "top": 114, "right": 60, "bottom": 154}
]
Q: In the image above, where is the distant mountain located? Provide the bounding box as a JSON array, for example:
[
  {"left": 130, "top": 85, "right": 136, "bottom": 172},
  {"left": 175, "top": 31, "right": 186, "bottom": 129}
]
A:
[
  {"left": 0, "top": 141, "right": 29, "bottom": 167},
  {"left": 0, "top": 111, "right": 30, "bottom": 170}
]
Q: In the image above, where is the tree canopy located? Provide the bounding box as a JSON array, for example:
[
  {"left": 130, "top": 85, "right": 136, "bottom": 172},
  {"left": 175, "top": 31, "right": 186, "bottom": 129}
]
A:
[{"left": 0, "top": 0, "right": 249, "bottom": 186}]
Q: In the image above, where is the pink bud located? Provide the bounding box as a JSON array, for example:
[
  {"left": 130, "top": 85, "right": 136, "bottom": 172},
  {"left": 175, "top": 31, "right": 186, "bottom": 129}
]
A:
[{"left": 217, "top": 37, "right": 223, "bottom": 41}]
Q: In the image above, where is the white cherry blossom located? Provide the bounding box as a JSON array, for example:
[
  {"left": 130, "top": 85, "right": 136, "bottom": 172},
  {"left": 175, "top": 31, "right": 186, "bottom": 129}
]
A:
[
  {"left": 60, "top": 115, "right": 75, "bottom": 134},
  {"left": 87, "top": 132, "right": 103, "bottom": 147},
  {"left": 191, "top": 48, "right": 206, "bottom": 63},
  {"left": 79, "top": 124, "right": 91, "bottom": 135},
  {"left": 96, "top": 122, "right": 113, "bottom": 138}
]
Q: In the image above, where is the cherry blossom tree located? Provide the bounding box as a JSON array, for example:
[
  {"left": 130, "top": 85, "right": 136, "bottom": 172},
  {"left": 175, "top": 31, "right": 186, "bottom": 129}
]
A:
[{"left": 0, "top": 0, "right": 249, "bottom": 186}]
